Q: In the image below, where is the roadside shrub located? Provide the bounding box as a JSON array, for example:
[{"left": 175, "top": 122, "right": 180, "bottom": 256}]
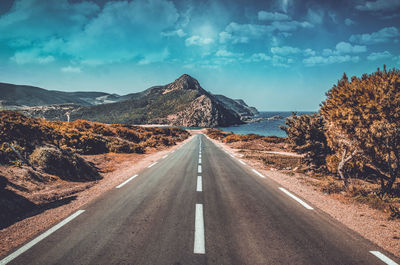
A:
[
  {"left": 280, "top": 113, "right": 331, "bottom": 171},
  {"left": 320, "top": 66, "right": 400, "bottom": 194},
  {"left": 29, "top": 145, "right": 100, "bottom": 181},
  {"left": 107, "top": 140, "right": 144, "bottom": 154}
]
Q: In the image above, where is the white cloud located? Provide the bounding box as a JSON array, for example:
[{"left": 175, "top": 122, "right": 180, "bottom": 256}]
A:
[
  {"left": 215, "top": 49, "right": 243, "bottom": 57},
  {"left": 272, "top": 55, "right": 293, "bottom": 67},
  {"left": 303, "top": 55, "right": 359, "bottom": 66},
  {"left": 138, "top": 48, "right": 170, "bottom": 65},
  {"left": 335, "top": 42, "right": 367, "bottom": 54},
  {"left": 258, "top": 11, "right": 290, "bottom": 21},
  {"left": 307, "top": 9, "right": 324, "bottom": 25},
  {"left": 0, "top": 0, "right": 99, "bottom": 41},
  {"left": 219, "top": 22, "right": 272, "bottom": 44},
  {"left": 61, "top": 66, "right": 81, "bottom": 73},
  {"left": 271, "top": 20, "right": 313, "bottom": 31},
  {"left": 344, "top": 18, "right": 355, "bottom": 26},
  {"left": 356, "top": 0, "right": 400, "bottom": 11},
  {"left": 10, "top": 49, "right": 55, "bottom": 64},
  {"left": 161, "top": 29, "right": 186, "bottom": 38},
  {"left": 219, "top": 20, "right": 312, "bottom": 44},
  {"left": 304, "top": 48, "right": 316, "bottom": 56},
  {"left": 281, "top": 0, "right": 291, "bottom": 13},
  {"left": 247, "top": 53, "right": 271, "bottom": 62},
  {"left": 367, "top": 51, "right": 392, "bottom": 61},
  {"left": 271, "top": 46, "right": 301, "bottom": 55},
  {"left": 185, "top": 35, "right": 214, "bottom": 46},
  {"left": 349, "top": 27, "right": 400, "bottom": 44},
  {"left": 2, "top": 0, "right": 180, "bottom": 65}
]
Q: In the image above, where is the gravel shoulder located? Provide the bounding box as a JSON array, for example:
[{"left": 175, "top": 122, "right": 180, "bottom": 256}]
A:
[
  {"left": 208, "top": 136, "right": 400, "bottom": 258},
  {"left": 0, "top": 134, "right": 196, "bottom": 257}
]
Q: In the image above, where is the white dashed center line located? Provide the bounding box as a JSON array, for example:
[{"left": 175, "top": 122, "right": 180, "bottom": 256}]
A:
[
  {"left": 279, "top": 187, "right": 314, "bottom": 210},
  {"left": 198, "top": 165, "right": 202, "bottom": 173},
  {"left": 197, "top": 176, "right": 202, "bottom": 192},
  {"left": 194, "top": 204, "right": 205, "bottom": 254}
]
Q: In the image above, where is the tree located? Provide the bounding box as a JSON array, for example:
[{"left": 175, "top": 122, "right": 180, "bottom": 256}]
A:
[
  {"left": 320, "top": 66, "right": 400, "bottom": 194},
  {"left": 281, "top": 113, "right": 331, "bottom": 171}
]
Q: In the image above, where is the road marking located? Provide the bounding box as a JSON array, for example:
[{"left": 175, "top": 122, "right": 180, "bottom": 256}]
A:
[
  {"left": 198, "top": 165, "right": 202, "bottom": 173},
  {"left": 162, "top": 154, "right": 168, "bottom": 159},
  {"left": 198, "top": 158, "right": 202, "bottom": 164},
  {"left": 194, "top": 204, "right": 205, "bottom": 254},
  {"left": 116, "top": 174, "right": 138, "bottom": 188},
  {"left": 230, "top": 154, "right": 235, "bottom": 158},
  {"left": 370, "top": 251, "right": 398, "bottom": 265},
  {"left": 0, "top": 210, "right": 85, "bottom": 265},
  {"left": 197, "top": 176, "right": 202, "bottom": 192},
  {"left": 279, "top": 187, "right": 314, "bottom": 210},
  {"left": 148, "top": 162, "right": 158, "bottom": 168},
  {"left": 238, "top": 159, "right": 246, "bottom": 165},
  {"left": 252, "top": 169, "right": 265, "bottom": 178}
]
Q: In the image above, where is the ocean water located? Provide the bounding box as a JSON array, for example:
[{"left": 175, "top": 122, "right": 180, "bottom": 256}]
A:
[{"left": 218, "top": 111, "right": 315, "bottom": 137}]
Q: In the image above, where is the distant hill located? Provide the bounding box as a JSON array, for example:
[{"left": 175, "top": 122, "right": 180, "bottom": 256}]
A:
[
  {"left": 0, "top": 75, "right": 258, "bottom": 127},
  {"left": 0, "top": 83, "right": 122, "bottom": 107},
  {"left": 71, "top": 74, "right": 246, "bottom": 127}
]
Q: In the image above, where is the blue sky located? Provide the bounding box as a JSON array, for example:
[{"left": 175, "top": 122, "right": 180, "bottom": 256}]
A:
[{"left": 0, "top": 0, "right": 399, "bottom": 111}]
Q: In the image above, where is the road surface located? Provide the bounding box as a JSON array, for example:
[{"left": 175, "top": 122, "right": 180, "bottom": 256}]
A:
[{"left": 1, "top": 134, "right": 398, "bottom": 265}]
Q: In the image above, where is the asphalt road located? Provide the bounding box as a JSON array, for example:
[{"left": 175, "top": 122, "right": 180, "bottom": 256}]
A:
[{"left": 1, "top": 134, "right": 399, "bottom": 265}]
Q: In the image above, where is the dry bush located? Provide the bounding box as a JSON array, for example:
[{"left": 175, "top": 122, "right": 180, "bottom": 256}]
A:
[
  {"left": 107, "top": 140, "right": 144, "bottom": 154},
  {"left": 29, "top": 145, "right": 100, "bottom": 181}
]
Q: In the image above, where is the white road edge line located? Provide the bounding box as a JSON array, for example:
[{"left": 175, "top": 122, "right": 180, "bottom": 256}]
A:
[
  {"left": 198, "top": 165, "right": 202, "bottom": 173},
  {"left": 0, "top": 210, "right": 85, "bottom": 265},
  {"left": 194, "top": 204, "right": 205, "bottom": 254},
  {"left": 116, "top": 174, "right": 138, "bottom": 189},
  {"left": 252, "top": 169, "right": 265, "bottom": 178},
  {"left": 238, "top": 159, "right": 246, "bottom": 165},
  {"left": 370, "top": 251, "right": 398, "bottom": 265},
  {"left": 162, "top": 154, "right": 168, "bottom": 159},
  {"left": 148, "top": 162, "right": 158, "bottom": 168},
  {"left": 197, "top": 176, "right": 202, "bottom": 192},
  {"left": 279, "top": 187, "right": 314, "bottom": 210}
]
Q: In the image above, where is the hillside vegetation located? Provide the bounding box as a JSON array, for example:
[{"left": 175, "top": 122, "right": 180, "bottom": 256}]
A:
[
  {"left": 0, "top": 111, "right": 189, "bottom": 178},
  {"left": 0, "top": 111, "right": 189, "bottom": 228},
  {"left": 281, "top": 66, "right": 400, "bottom": 218}
]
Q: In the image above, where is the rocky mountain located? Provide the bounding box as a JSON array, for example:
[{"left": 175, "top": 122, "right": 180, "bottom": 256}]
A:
[
  {"left": 1, "top": 75, "right": 258, "bottom": 127},
  {"left": 214, "top": 95, "right": 259, "bottom": 119},
  {"left": 71, "top": 74, "right": 245, "bottom": 127}
]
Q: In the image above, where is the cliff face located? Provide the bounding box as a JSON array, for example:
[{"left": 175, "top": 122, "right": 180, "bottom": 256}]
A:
[{"left": 214, "top": 94, "right": 259, "bottom": 118}]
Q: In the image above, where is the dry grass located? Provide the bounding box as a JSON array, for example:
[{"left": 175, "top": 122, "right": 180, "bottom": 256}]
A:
[{"left": 208, "top": 128, "right": 400, "bottom": 219}]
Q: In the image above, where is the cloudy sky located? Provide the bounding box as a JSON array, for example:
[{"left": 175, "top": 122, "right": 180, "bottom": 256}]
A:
[{"left": 0, "top": 0, "right": 399, "bottom": 110}]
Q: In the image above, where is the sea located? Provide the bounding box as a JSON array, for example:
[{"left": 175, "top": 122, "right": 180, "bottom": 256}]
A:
[{"left": 217, "top": 111, "right": 315, "bottom": 137}]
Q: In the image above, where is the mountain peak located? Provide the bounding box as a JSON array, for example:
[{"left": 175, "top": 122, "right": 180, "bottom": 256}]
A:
[{"left": 166, "top": 74, "right": 201, "bottom": 92}]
